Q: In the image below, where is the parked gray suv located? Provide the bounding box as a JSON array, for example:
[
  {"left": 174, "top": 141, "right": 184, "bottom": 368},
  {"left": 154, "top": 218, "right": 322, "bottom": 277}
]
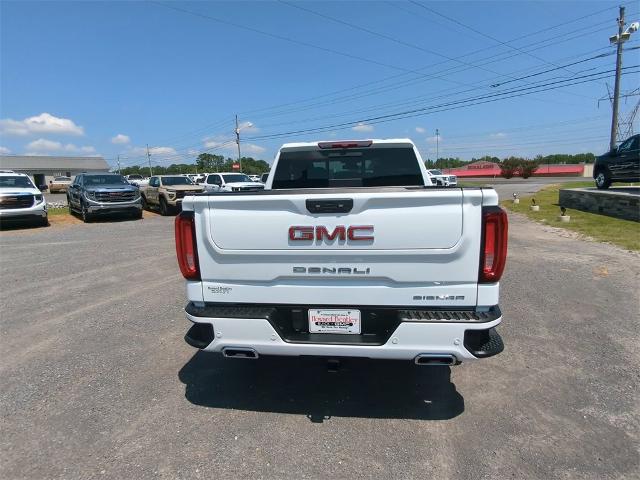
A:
[{"left": 67, "top": 173, "right": 142, "bottom": 222}]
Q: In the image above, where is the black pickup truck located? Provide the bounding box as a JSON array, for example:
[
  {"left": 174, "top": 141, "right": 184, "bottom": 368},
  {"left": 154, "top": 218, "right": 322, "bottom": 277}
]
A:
[{"left": 594, "top": 134, "right": 640, "bottom": 189}]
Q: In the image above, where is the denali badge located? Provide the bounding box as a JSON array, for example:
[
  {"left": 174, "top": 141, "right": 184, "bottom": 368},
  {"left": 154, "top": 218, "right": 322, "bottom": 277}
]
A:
[
  {"left": 293, "top": 267, "right": 371, "bottom": 275},
  {"left": 289, "top": 225, "right": 374, "bottom": 242}
]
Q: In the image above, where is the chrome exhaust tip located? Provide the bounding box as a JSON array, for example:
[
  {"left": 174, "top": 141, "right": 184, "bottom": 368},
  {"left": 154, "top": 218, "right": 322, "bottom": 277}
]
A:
[
  {"left": 414, "top": 354, "right": 456, "bottom": 366},
  {"left": 222, "top": 347, "right": 259, "bottom": 359}
]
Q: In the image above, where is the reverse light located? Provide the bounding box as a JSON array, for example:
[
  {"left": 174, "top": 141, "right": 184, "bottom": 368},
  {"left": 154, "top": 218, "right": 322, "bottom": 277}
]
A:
[
  {"left": 175, "top": 211, "right": 200, "bottom": 280},
  {"left": 479, "top": 206, "right": 508, "bottom": 283},
  {"left": 318, "top": 140, "right": 373, "bottom": 149}
]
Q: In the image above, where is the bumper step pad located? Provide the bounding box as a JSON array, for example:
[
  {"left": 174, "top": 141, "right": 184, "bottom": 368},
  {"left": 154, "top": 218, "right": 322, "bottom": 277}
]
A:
[{"left": 463, "top": 327, "right": 504, "bottom": 358}]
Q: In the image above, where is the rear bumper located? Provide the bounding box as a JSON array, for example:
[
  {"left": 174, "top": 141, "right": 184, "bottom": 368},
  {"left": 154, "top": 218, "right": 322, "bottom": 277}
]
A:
[{"left": 184, "top": 302, "right": 504, "bottom": 363}]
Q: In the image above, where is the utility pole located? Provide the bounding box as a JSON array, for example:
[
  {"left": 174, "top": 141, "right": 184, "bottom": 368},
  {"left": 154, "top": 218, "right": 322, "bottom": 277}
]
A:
[
  {"left": 435, "top": 129, "right": 440, "bottom": 167},
  {"left": 146, "top": 144, "right": 153, "bottom": 177},
  {"left": 117, "top": 154, "right": 121, "bottom": 175},
  {"left": 610, "top": 6, "right": 625, "bottom": 151},
  {"left": 235, "top": 115, "right": 242, "bottom": 172}
]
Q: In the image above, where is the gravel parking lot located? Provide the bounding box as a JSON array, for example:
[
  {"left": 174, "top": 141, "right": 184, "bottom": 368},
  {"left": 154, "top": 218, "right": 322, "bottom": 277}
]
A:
[{"left": 1, "top": 209, "right": 638, "bottom": 479}]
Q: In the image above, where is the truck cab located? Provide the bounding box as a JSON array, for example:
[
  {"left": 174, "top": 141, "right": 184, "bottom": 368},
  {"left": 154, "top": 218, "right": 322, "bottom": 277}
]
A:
[{"left": 594, "top": 134, "right": 640, "bottom": 189}]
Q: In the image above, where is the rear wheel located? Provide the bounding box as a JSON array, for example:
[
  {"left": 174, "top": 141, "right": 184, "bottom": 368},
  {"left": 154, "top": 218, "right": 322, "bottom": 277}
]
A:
[
  {"left": 159, "top": 196, "right": 170, "bottom": 216},
  {"left": 595, "top": 169, "right": 611, "bottom": 189}
]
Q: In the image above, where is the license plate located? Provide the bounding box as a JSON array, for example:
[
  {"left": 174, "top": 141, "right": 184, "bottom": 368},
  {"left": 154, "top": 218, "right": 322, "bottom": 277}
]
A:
[{"left": 308, "top": 309, "right": 361, "bottom": 334}]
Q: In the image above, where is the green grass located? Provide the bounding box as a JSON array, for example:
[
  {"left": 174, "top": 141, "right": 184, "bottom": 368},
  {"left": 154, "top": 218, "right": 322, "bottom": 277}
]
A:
[
  {"left": 502, "top": 182, "right": 640, "bottom": 251},
  {"left": 48, "top": 207, "right": 70, "bottom": 216}
]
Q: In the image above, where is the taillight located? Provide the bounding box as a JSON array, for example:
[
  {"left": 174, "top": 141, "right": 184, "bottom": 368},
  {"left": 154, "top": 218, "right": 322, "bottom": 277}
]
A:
[
  {"left": 318, "top": 140, "right": 373, "bottom": 149},
  {"left": 175, "top": 211, "right": 200, "bottom": 280},
  {"left": 479, "top": 206, "right": 508, "bottom": 283}
]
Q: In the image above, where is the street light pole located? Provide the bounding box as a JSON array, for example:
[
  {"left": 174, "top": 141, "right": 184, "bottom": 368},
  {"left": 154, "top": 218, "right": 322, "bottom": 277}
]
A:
[
  {"left": 610, "top": 6, "right": 626, "bottom": 151},
  {"left": 235, "top": 115, "right": 242, "bottom": 172},
  {"left": 146, "top": 144, "right": 153, "bottom": 177},
  {"left": 436, "top": 128, "right": 440, "bottom": 166}
]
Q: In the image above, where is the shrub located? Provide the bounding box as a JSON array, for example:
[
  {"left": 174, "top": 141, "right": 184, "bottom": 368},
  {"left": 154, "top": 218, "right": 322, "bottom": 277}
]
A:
[
  {"left": 499, "top": 157, "right": 539, "bottom": 178},
  {"left": 521, "top": 160, "right": 540, "bottom": 179},
  {"left": 499, "top": 157, "right": 523, "bottom": 179}
]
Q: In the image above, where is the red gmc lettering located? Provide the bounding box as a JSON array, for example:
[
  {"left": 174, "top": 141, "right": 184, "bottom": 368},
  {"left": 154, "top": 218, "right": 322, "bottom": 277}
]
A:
[
  {"left": 289, "top": 225, "right": 374, "bottom": 242},
  {"left": 348, "top": 225, "right": 374, "bottom": 241},
  {"left": 289, "top": 226, "right": 314, "bottom": 241},
  {"left": 316, "top": 226, "right": 346, "bottom": 241}
]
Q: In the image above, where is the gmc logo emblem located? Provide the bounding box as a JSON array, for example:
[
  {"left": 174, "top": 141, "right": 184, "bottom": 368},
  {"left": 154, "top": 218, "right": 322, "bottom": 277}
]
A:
[{"left": 289, "top": 225, "right": 374, "bottom": 242}]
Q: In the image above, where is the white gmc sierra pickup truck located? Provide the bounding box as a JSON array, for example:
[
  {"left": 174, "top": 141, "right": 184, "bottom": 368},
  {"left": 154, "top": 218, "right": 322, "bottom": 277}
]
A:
[{"left": 176, "top": 139, "right": 507, "bottom": 366}]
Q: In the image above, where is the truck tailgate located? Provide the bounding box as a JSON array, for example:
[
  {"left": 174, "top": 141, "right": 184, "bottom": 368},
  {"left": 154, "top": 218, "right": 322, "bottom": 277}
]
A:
[{"left": 192, "top": 188, "right": 485, "bottom": 307}]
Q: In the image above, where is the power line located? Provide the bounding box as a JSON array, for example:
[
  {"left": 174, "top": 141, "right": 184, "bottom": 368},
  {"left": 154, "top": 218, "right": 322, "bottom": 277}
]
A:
[
  {"left": 140, "top": 5, "right": 631, "bottom": 150},
  {"left": 247, "top": 49, "right": 618, "bottom": 131},
  {"left": 151, "top": 1, "right": 448, "bottom": 77},
  {"left": 408, "top": 0, "right": 580, "bottom": 77},
  {"left": 244, "top": 66, "right": 638, "bottom": 142},
  {"left": 278, "top": 0, "right": 512, "bottom": 78}
]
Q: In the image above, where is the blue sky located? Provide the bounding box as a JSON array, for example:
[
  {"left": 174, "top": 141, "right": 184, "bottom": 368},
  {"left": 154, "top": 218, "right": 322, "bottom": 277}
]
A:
[{"left": 1, "top": 0, "right": 639, "bottom": 169}]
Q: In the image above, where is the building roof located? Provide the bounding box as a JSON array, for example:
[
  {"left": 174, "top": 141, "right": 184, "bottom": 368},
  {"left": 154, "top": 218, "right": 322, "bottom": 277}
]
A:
[{"left": 0, "top": 155, "right": 109, "bottom": 171}]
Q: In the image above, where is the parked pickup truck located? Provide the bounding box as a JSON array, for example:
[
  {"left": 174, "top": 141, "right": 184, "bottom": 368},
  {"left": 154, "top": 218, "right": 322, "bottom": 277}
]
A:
[
  {"left": 67, "top": 173, "right": 142, "bottom": 222},
  {"left": 0, "top": 171, "right": 48, "bottom": 226},
  {"left": 202, "top": 172, "right": 265, "bottom": 193},
  {"left": 141, "top": 175, "right": 204, "bottom": 215},
  {"left": 427, "top": 169, "right": 458, "bottom": 187},
  {"left": 177, "top": 139, "right": 507, "bottom": 366}
]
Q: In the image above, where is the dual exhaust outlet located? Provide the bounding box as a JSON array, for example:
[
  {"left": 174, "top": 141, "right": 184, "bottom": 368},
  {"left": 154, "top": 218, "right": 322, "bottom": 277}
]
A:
[
  {"left": 222, "top": 348, "right": 455, "bottom": 365},
  {"left": 222, "top": 347, "right": 259, "bottom": 359},
  {"left": 414, "top": 354, "right": 457, "bottom": 366}
]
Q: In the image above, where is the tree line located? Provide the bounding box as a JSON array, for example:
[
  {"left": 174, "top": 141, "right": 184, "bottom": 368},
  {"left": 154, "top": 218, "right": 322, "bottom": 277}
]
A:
[
  {"left": 424, "top": 152, "right": 596, "bottom": 169},
  {"left": 119, "top": 153, "right": 270, "bottom": 176},
  {"left": 119, "top": 151, "right": 596, "bottom": 178}
]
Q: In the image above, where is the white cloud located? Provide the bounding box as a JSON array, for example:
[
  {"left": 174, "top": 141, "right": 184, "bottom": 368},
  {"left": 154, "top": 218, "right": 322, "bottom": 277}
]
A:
[
  {"left": 352, "top": 123, "right": 374, "bottom": 132},
  {"left": 111, "top": 133, "right": 131, "bottom": 144},
  {"left": 241, "top": 143, "right": 267, "bottom": 155},
  {"left": 415, "top": 127, "right": 426, "bottom": 134},
  {"left": 203, "top": 136, "right": 265, "bottom": 155},
  {"left": 237, "top": 121, "right": 259, "bottom": 133},
  {"left": 25, "top": 138, "right": 96, "bottom": 155},
  {"left": 0, "top": 113, "right": 84, "bottom": 136},
  {"left": 489, "top": 132, "right": 507, "bottom": 138},
  {"left": 127, "top": 145, "right": 177, "bottom": 157},
  {"left": 0, "top": 146, "right": 11, "bottom": 155}
]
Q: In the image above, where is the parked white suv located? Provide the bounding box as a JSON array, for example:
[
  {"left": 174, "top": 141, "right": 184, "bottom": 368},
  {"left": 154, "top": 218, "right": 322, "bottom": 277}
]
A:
[
  {"left": 177, "top": 139, "right": 507, "bottom": 366},
  {"left": 0, "top": 171, "right": 48, "bottom": 226},
  {"left": 202, "top": 172, "right": 265, "bottom": 192}
]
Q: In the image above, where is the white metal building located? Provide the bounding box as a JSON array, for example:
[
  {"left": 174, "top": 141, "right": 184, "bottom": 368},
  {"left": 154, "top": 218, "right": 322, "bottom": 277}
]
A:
[{"left": 0, "top": 155, "right": 109, "bottom": 188}]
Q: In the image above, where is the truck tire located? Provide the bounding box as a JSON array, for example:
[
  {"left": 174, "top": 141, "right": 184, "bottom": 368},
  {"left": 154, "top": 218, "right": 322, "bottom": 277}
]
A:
[
  {"left": 81, "top": 201, "right": 92, "bottom": 223},
  {"left": 159, "top": 196, "right": 170, "bottom": 216},
  {"left": 141, "top": 194, "right": 148, "bottom": 210},
  {"left": 595, "top": 169, "right": 611, "bottom": 190}
]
